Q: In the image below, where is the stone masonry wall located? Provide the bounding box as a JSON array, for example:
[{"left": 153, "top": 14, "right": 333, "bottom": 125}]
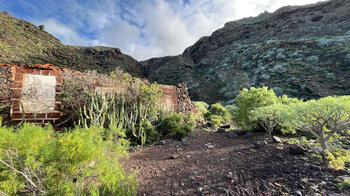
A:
[
  {"left": 0, "top": 65, "right": 14, "bottom": 125},
  {"left": 176, "top": 83, "right": 197, "bottom": 113}
]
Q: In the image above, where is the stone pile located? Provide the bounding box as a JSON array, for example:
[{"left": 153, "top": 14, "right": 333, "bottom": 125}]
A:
[{"left": 176, "top": 83, "right": 197, "bottom": 113}]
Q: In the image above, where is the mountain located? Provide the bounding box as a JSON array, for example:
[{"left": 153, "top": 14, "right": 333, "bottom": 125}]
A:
[
  {"left": 141, "top": 0, "right": 350, "bottom": 104},
  {"left": 0, "top": 12, "right": 142, "bottom": 76}
]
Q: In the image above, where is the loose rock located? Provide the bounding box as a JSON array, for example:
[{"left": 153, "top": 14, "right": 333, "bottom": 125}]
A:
[
  {"left": 220, "top": 124, "right": 231, "bottom": 129},
  {"left": 218, "top": 187, "right": 229, "bottom": 195},
  {"left": 254, "top": 140, "right": 268, "bottom": 149},
  {"left": 229, "top": 129, "right": 242, "bottom": 135},
  {"left": 217, "top": 128, "right": 226, "bottom": 133},
  {"left": 272, "top": 136, "right": 282, "bottom": 143},
  {"left": 204, "top": 143, "right": 215, "bottom": 149},
  {"left": 169, "top": 154, "right": 179, "bottom": 159},
  {"left": 289, "top": 145, "right": 305, "bottom": 155},
  {"left": 295, "top": 190, "right": 303, "bottom": 196},
  {"left": 244, "top": 132, "right": 253, "bottom": 138},
  {"left": 226, "top": 130, "right": 238, "bottom": 138}
]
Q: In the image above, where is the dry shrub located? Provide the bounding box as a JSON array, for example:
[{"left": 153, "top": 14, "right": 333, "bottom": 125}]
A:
[{"left": 60, "top": 68, "right": 147, "bottom": 126}]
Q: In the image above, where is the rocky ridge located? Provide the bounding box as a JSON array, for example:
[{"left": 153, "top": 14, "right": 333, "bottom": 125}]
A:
[
  {"left": 141, "top": 0, "right": 350, "bottom": 103},
  {"left": 0, "top": 12, "right": 142, "bottom": 76}
]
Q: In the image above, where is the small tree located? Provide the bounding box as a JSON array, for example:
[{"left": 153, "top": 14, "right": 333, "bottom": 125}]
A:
[
  {"left": 235, "top": 86, "right": 279, "bottom": 130},
  {"left": 280, "top": 96, "right": 350, "bottom": 151},
  {"left": 250, "top": 104, "right": 284, "bottom": 139}
]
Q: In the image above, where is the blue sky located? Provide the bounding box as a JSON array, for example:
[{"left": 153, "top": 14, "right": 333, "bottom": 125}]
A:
[{"left": 0, "top": 0, "right": 323, "bottom": 60}]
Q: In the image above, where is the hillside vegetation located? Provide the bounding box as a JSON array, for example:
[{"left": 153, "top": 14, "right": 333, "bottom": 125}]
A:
[
  {"left": 141, "top": 0, "right": 350, "bottom": 103},
  {"left": 0, "top": 12, "right": 142, "bottom": 75}
]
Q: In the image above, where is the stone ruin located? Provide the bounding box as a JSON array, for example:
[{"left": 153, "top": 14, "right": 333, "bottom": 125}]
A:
[{"left": 0, "top": 64, "right": 196, "bottom": 126}]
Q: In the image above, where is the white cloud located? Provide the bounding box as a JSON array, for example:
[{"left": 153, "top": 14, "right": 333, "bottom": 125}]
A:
[
  {"left": 34, "top": 18, "right": 89, "bottom": 46},
  {"left": 27, "top": 0, "right": 326, "bottom": 60},
  {"left": 100, "top": 0, "right": 325, "bottom": 60}
]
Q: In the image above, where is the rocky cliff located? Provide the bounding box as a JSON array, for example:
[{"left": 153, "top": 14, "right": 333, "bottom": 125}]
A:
[
  {"left": 141, "top": 0, "right": 350, "bottom": 104},
  {"left": 0, "top": 12, "right": 142, "bottom": 76}
]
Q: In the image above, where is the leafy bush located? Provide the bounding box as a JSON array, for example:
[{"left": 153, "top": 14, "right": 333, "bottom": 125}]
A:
[
  {"left": 0, "top": 124, "right": 137, "bottom": 195},
  {"left": 280, "top": 96, "right": 350, "bottom": 151},
  {"left": 324, "top": 147, "right": 350, "bottom": 170},
  {"left": 224, "top": 105, "right": 237, "bottom": 121},
  {"left": 207, "top": 103, "right": 231, "bottom": 122},
  {"left": 193, "top": 101, "right": 209, "bottom": 115},
  {"left": 338, "top": 179, "right": 350, "bottom": 190},
  {"left": 204, "top": 103, "right": 231, "bottom": 127},
  {"left": 158, "top": 113, "right": 196, "bottom": 139},
  {"left": 207, "top": 115, "right": 222, "bottom": 128},
  {"left": 250, "top": 104, "right": 284, "bottom": 139},
  {"left": 288, "top": 138, "right": 300, "bottom": 145},
  {"left": 235, "top": 86, "right": 278, "bottom": 130}
]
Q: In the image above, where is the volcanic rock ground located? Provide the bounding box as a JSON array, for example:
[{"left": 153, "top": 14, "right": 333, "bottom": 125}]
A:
[{"left": 127, "top": 130, "right": 349, "bottom": 196}]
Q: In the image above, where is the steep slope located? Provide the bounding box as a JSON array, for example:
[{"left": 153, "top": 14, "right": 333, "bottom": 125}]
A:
[
  {"left": 0, "top": 12, "right": 142, "bottom": 76},
  {"left": 141, "top": 0, "right": 350, "bottom": 103}
]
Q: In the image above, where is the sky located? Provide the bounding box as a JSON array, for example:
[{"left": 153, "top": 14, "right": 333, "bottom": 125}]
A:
[{"left": 0, "top": 0, "right": 324, "bottom": 61}]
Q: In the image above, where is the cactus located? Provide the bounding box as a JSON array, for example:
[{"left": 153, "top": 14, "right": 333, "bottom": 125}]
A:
[{"left": 77, "top": 82, "right": 169, "bottom": 145}]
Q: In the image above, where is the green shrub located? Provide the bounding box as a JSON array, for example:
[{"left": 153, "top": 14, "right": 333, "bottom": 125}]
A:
[
  {"left": 324, "top": 147, "right": 350, "bottom": 170},
  {"left": 207, "top": 115, "right": 222, "bottom": 128},
  {"left": 207, "top": 103, "right": 231, "bottom": 122},
  {"left": 194, "top": 101, "right": 209, "bottom": 115},
  {"left": 250, "top": 104, "right": 284, "bottom": 139},
  {"left": 224, "top": 105, "right": 237, "bottom": 121},
  {"left": 288, "top": 138, "right": 300, "bottom": 145},
  {"left": 280, "top": 96, "right": 350, "bottom": 151},
  {"left": 337, "top": 179, "right": 350, "bottom": 190},
  {"left": 158, "top": 113, "right": 196, "bottom": 139},
  {"left": 235, "top": 86, "right": 278, "bottom": 130},
  {"left": 203, "top": 103, "right": 231, "bottom": 128},
  {"left": 0, "top": 124, "right": 137, "bottom": 195},
  {"left": 324, "top": 148, "right": 350, "bottom": 170}
]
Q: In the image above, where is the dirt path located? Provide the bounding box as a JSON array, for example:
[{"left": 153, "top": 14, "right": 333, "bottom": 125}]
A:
[{"left": 127, "top": 131, "right": 349, "bottom": 196}]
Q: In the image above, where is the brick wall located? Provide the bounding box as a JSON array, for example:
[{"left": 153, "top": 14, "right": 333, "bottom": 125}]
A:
[
  {"left": 158, "top": 83, "right": 197, "bottom": 113},
  {"left": 0, "top": 64, "right": 63, "bottom": 125},
  {"left": 0, "top": 64, "right": 197, "bottom": 126},
  {"left": 158, "top": 85, "right": 178, "bottom": 112}
]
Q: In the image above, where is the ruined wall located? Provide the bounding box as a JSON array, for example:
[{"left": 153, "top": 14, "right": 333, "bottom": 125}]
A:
[
  {"left": 0, "top": 65, "right": 14, "bottom": 125},
  {"left": 176, "top": 83, "right": 197, "bottom": 113},
  {"left": 158, "top": 83, "right": 197, "bottom": 113},
  {"left": 1, "top": 64, "right": 63, "bottom": 125},
  {"left": 0, "top": 64, "right": 196, "bottom": 126},
  {"left": 158, "top": 85, "right": 178, "bottom": 112}
]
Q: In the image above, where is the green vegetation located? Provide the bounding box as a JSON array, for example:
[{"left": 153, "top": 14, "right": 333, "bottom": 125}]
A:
[
  {"left": 324, "top": 147, "right": 350, "bottom": 170},
  {"left": 337, "top": 179, "right": 350, "bottom": 190},
  {"left": 235, "top": 86, "right": 279, "bottom": 130},
  {"left": 231, "top": 86, "right": 350, "bottom": 170},
  {"left": 0, "top": 124, "right": 137, "bottom": 195},
  {"left": 250, "top": 104, "right": 284, "bottom": 139},
  {"left": 280, "top": 96, "right": 350, "bottom": 151},
  {"left": 0, "top": 12, "right": 141, "bottom": 75},
  {"left": 158, "top": 113, "right": 196, "bottom": 139}
]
